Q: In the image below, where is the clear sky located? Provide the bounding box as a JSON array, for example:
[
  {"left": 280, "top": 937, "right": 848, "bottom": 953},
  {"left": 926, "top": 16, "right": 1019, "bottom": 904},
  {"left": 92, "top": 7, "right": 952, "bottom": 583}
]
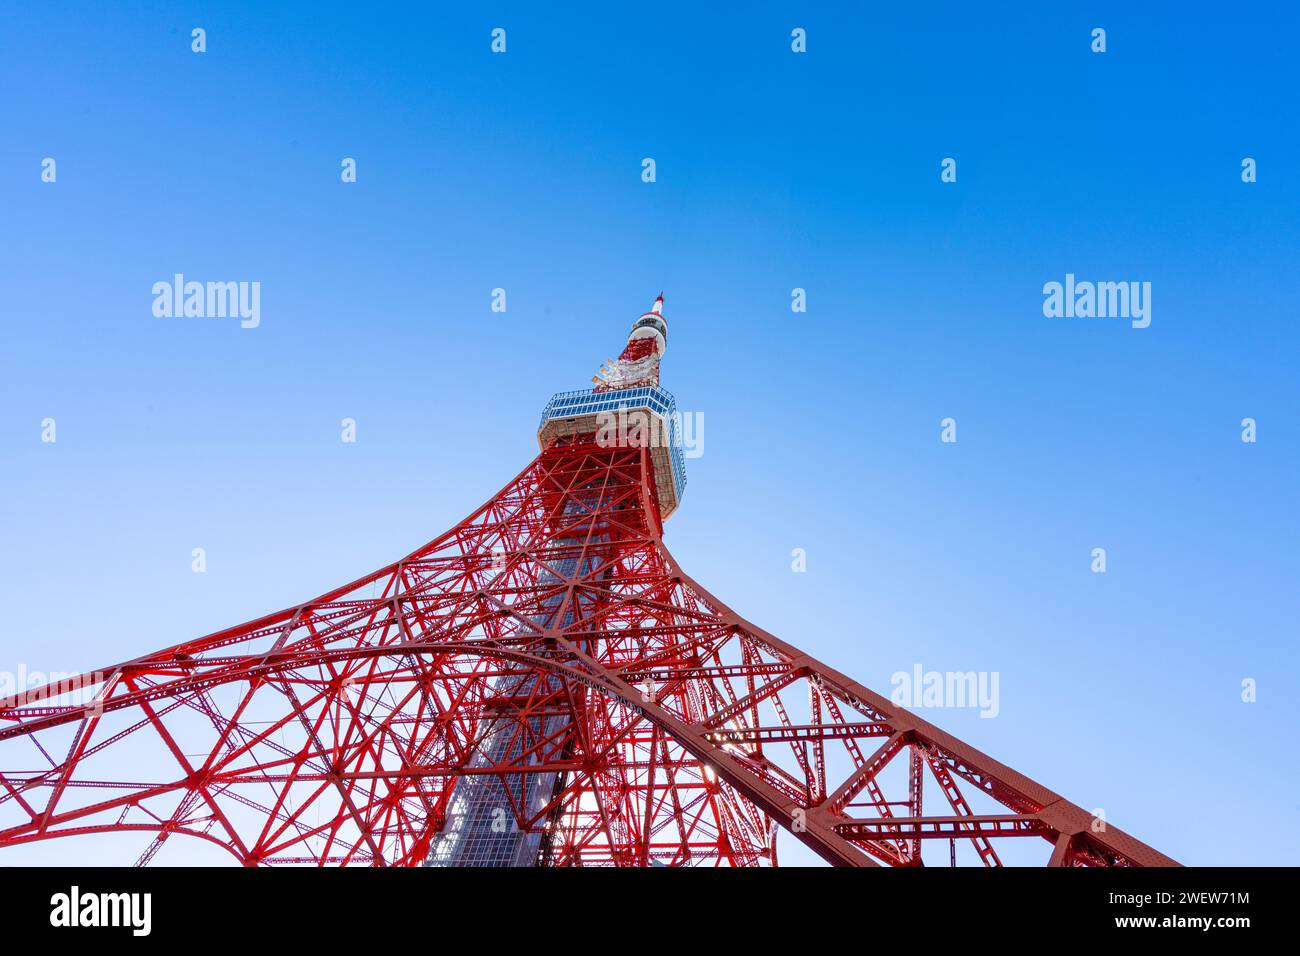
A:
[{"left": 2, "top": 3, "right": 1297, "bottom": 866}]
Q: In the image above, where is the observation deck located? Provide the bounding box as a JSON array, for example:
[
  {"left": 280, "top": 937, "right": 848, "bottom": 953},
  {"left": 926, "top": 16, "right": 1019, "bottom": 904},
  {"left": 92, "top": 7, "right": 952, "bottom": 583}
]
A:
[{"left": 537, "top": 385, "right": 687, "bottom": 520}]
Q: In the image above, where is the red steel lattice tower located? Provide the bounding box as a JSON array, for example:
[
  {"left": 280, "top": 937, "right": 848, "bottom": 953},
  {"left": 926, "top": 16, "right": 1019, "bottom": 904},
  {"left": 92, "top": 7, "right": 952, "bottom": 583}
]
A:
[{"left": 0, "top": 296, "right": 1175, "bottom": 867}]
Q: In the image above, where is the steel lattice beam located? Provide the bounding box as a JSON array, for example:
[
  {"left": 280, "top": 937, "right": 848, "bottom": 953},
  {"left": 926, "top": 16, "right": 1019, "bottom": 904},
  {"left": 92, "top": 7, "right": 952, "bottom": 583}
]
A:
[
  {"left": 0, "top": 294, "right": 1175, "bottom": 868},
  {"left": 0, "top": 436, "right": 1175, "bottom": 867}
]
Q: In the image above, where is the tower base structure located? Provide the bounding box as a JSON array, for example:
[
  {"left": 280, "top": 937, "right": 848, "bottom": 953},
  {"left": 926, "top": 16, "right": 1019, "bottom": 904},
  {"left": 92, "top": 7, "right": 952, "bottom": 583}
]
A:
[
  {"left": 0, "top": 435, "right": 1174, "bottom": 866},
  {"left": 0, "top": 295, "right": 1175, "bottom": 867}
]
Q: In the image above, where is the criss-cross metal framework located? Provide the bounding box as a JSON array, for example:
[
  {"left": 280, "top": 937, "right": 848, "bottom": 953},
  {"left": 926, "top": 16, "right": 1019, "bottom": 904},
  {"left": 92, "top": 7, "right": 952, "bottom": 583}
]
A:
[
  {"left": 0, "top": 433, "right": 1173, "bottom": 867},
  {"left": 0, "top": 293, "right": 1174, "bottom": 867}
]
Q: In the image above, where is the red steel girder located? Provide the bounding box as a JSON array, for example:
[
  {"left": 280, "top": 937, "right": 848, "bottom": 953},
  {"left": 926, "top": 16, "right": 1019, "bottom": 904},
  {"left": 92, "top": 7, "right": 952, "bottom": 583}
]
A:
[{"left": 0, "top": 436, "right": 1175, "bottom": 867}]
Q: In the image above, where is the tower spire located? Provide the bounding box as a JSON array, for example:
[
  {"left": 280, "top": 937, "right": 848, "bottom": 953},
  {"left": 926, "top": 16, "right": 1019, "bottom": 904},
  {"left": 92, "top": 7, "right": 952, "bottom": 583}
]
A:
[{"left": 592, "top": 293, "right": 668, "bottom": 392}]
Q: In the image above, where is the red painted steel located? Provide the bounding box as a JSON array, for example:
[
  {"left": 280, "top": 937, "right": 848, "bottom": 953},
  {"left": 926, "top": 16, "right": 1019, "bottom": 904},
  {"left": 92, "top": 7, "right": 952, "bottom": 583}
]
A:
[{"left": 0, "top": 301, "right": 1176, "bottom": 867}]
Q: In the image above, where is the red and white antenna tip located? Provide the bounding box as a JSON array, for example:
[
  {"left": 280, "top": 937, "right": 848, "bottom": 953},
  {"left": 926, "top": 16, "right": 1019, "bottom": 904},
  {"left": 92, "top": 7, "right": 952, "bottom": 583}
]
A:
[{"left": 651, "top": 293, "right": 664, "bottom": 315}]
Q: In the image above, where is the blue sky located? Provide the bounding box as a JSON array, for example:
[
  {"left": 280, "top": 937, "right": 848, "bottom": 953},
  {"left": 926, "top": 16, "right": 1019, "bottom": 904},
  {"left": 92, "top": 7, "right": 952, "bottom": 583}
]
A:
[{"left": 2, "top": 3, "right": 1298, "bottom": 865}]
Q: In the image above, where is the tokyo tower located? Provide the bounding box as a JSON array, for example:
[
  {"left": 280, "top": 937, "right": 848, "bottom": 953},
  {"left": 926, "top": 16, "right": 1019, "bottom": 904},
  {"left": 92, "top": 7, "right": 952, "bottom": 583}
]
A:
[{"left": 0, "top": 296, "right": 1175, "bottom": 868}]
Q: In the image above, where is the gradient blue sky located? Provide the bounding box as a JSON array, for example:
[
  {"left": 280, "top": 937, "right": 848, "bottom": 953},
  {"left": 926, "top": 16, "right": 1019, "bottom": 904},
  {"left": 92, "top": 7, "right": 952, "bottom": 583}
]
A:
[{"left": 2, "top": 3, "right": 1298, "bottom": 865}]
